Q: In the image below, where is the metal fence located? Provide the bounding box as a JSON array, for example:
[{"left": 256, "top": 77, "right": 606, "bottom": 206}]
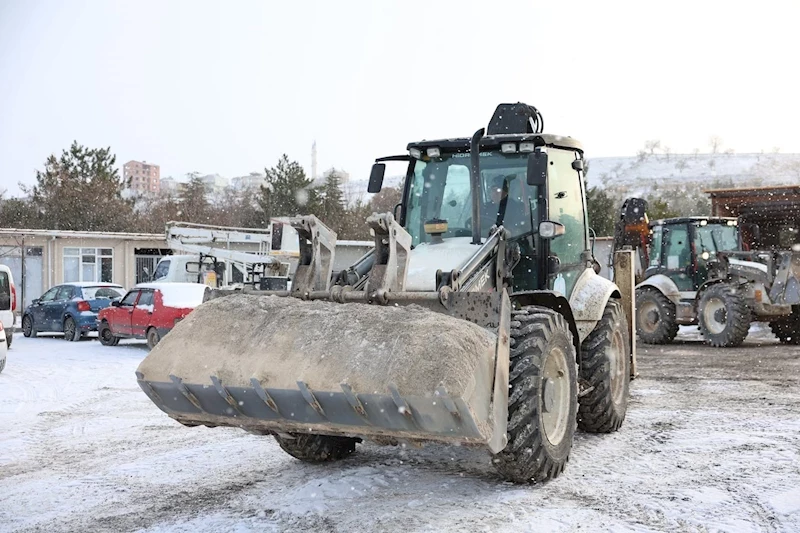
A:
[{"left": 135, "top": 255, "right": 163, "bottom": 284}]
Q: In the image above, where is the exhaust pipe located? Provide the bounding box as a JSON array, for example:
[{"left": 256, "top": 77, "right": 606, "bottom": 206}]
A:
[{"left": 470, "top": 128, "right": 485, "bottom": 245}]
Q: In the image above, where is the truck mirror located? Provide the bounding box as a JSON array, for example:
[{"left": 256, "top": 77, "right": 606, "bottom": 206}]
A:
[
  {"left": 539, "top": 220, "right": 565, "bottom": 239},
  {"left": 527, "top": 151, "right": 548, "bottom": 186},
  {"left": 368, "top": 163, "right": 386, "bottom": 193},
  {"left": 186, "top": 262, "right": 201, "bottom": 274}
]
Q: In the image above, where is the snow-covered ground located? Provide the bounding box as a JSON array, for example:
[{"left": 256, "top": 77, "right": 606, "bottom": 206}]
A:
[{"left": 1, "top": 330, "right": 799, "bottom": 532}]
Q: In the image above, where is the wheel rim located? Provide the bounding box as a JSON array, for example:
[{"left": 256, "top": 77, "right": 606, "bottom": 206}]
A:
[
  {"left": 703, "top": 297, "right": 727, "bottom": 334},
  {"left": 23, "top": 317, "right": 32, "bottom": 335},
  {"left": 148, "top": 330, "right": 159, "bottom": 347},
  {"left": 541, "top": 346, "right": 570, "bottom": 445},
  {"left": 609, "top": 328, "right": 627, "bottom": 405},
  {"left": 101, "top": 327, "right": 113, "bottom": 343},
  {"left": 638, "top": 300, "right": 660, "bottom": 334},
  {"left": 64, "top": 319, "right": 75, "bottom": 339}
]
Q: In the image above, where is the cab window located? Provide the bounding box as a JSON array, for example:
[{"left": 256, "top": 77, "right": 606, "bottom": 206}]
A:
[
  {"left": 547, "top": 149, "right": 587, "bottom": 265},
  {"left": 120, "top": 290, "right": 140, "bottom": 306}
]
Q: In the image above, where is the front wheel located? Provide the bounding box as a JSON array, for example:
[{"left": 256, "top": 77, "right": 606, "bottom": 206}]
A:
[
  {"left": 98, "top": 322, "right": 119, "bottom": 347},
  {"left": 698, "top": 284, "right": 750, "bottom": 347},
  {"left": 492, "top": 306, "right": 577, "bottom": 483},
  {"left": 63, "top": 317, "right": 81, "bottom": 342},
  {"left": 769, "top": 310, "right": 800, "bottom": 344},
  {"left": 274, "top": 433, "right": 358, "bottom": 462},
  {"left": 22, "top": 315, "right": 37, "bottom": 338},
  {"left": 635, "top": 288, "right": 678, "bottom": 344}
]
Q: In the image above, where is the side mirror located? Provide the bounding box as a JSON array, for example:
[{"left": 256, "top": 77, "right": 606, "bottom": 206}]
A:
[
  {"left": 111, "top": 301, "right": 121, "bottom": 307},
  {"left": 527, "top": 150, "right": 548, "bottom": 186},
  {"left": 539, "top": 220, "right": 566, "bottom": 239},
  {"left": 32, "top": 298, "right": 40, "bottom": 306},
  {"left": 186, "top": 262, "right": 201, "bottom": 274},
  {"left": 368, "top": 163, "right": 386, "bottom": 193}
]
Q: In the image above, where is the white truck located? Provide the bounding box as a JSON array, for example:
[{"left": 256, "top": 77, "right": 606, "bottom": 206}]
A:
[{"left": 149, "top": 221, "right": 297, "bottom": 289}]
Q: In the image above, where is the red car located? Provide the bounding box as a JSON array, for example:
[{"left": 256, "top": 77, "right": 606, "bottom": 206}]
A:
[{"left": 97, "top": 282, "right": 211, "bottom": 349}]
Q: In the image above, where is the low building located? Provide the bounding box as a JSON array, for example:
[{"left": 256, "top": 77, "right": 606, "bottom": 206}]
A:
[
  {"left": 0, "top": 228, "right": 168, "bottom": 309},
  {"left": 231, "top": 172, "right": 267, "bottom": 191}
]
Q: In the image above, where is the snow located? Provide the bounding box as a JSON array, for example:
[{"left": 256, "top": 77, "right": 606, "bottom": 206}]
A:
[
  {"left": 136, "top": 304, "right": 154, "bottom": 312},
  {"left": 136, "top": 282, "right": 210, "bottom": 308},
  {"left": 1, "top": 334, "right": 799, "bottom": 531}
]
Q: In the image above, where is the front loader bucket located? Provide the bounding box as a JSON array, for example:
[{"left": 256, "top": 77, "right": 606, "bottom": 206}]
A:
[{"left": 136, "top": 292, "right": 511, "bottom": 452}]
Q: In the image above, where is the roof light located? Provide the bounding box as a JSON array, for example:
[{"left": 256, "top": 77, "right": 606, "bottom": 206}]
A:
[
  {"left": 409, "top": 148, "right": 422, "bottom": 159},
  {"left": 501, "top": 143, "right": 517, "bottom": 154},
  {"left": 426, "top": 147, "right": 441, "bottom": 158},
  {"left": 519, "top": 142, "right": 535, "bottom": 153}
]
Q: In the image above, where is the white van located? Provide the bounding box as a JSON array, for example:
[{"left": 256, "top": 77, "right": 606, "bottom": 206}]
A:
[{"left": 0, "top": 265, "right": 16, "bottom": 349}]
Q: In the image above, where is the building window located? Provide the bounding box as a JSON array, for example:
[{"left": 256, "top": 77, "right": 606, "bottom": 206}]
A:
[{"left": 64, "top": 247, "right": 113, "bottom": 283}]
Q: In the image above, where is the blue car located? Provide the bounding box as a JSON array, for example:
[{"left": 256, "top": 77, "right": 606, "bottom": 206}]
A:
[{"left": 21, "top": 283, "right": 126, "bottom": 341}]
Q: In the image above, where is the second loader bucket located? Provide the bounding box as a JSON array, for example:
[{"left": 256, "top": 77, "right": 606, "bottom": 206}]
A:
[{"left": 136, "top": 291, "right": 511, "bottom": 452}]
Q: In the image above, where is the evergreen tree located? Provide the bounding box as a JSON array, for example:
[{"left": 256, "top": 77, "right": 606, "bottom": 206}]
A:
[
  {"left": 179, "top": 174, "right": 211, "bottom": 222},
  {"left": 586, "top": 186, "right": 616, "bottom": 237},
  {"left": 318, "top": 170, "right": 346, "bottom": 233},
  {"left": 259, "top": 155, "right": 316, "bottom": 221},
  {"left": 23, "top": 141, "right": 133, "bottom": 231}
]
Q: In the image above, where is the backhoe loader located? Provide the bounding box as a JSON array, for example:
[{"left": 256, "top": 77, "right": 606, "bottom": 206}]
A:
[{"left": 136, "top": 103, "right": 636, "bottom": 483}]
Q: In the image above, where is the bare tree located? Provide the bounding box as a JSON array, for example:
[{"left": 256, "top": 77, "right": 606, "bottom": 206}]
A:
[
  {"left": 675, "top": 159, "right": 688, "bottom": 174},
  {"left": 662, "top": 146, "right": 672, "bottom": 162},
  {"left": 644, "top": 140, "right": 661, "bottom": 155},
  {"left": 709, "top": 136, "right": 723, "bottom": 154}
]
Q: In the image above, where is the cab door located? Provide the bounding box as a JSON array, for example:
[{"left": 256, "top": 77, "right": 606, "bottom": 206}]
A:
[
  {"left": 114, "top": 290, "right": 141, "bottom": 336},
  {"left": 662, "top": 224, "right": 694, "bottom": 292},
  {"left": 545, "top": 148, "right": 590, "bottom": 298},
  {"left": 130, "top": 289, "right": 154, "bottom": 338}
]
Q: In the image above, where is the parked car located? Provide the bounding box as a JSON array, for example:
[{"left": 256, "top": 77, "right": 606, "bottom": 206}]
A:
[
  {"left": 21, "top": 283, "right": 126, "bottom": 341},
  {"left": 0, "top": 322, "right": 7, "bottom": 374},
  {"left": 97, "top": 282, "right": 211, "bottom": 349},
  {"left": 0, "top": 265, "right": 16, "bottom": 348}
]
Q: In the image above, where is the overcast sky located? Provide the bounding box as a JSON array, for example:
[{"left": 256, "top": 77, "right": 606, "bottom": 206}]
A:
[{"left": 1, "top": 0, "right": 798, "bottom": 197}]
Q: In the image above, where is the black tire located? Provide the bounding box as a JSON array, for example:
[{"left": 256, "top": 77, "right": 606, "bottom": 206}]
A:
[
  {"left": 769, "top": 312, "right": 800, "bottom": 344},
  {"left": 698, "top": 283, "right": 750, "bottom": 347},
  {"left": 492, "top": 306, "right": 578, "bottom": 483},
  {"left": 274, "top": 433, "right": 358, "bottom": 462},
  {"left": 98, "top": 322, "right": 119, "bottom": 347},
  {"left": 578, "top": 300, "right": 631, "bottom": 433},
  {"left": 63, "top": 316, "right": 81, "bottom": 342},
  {"left": 22, "top": 315, "right": 36, "bottom": 338},
  {"left": 5, "top": 330, "right": 11, "bottom": 349},
  {"left": 0, "top": 355, "right": 5, "bottom": 374},
  {"left": 635, "top": 287, "right": 679, "bottom": 344},
  {"left": 146, "top": 327, "right": 160, "bottom": 350}
]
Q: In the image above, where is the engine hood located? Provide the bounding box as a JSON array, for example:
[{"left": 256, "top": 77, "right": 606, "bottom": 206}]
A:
[{"left": 405, "top": 237, "right": 481, "bottom": 291}]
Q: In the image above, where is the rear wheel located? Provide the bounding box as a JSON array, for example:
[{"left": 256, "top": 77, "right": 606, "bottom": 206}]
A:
[
  {"left": 22, "top": 315, "right": 36, "bottom": 338},
  {"left": 698, "top": 283, "right": 750, "bottom": 347},
  {"left": 98, "top": 322, "right": 119, "bottom": 347},
  {"left": 146, "top": 327, "right": 161, "bottom": 350},
  {"left": 274, "top": 433, "right": 358, "bottom": 462},
  {"left": 63, "top": 317, "right": 81, "bottom": 342},
  {"left": 5, "top": 331, "right": 11, "bottom": 349},
  {"left": 492, "top": 306, "right": 577, "bottom": 483},
  {"left": 578, "top": 300, "right": 630, "bottom": 433},
  {"left": 635, "top": 288, "right": 678, "bottom": 344}
]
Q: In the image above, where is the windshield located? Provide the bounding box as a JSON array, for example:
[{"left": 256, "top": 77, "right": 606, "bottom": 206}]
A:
[
  {"left": 153, "top": 260, "right": 170, "bottom": 280},
  {"left": 82, "top": 286, "right": 125, "bottom": 300},
  {"left": 694, "top": 223, "right": 739, "bottom": 258},
  {"left": 405, "top": 151, "right": 536, "bottom": 246}
]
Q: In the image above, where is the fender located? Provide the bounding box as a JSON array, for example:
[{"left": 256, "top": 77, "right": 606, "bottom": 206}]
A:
[
  {"left": 569, "top": 268, "right": 621, "bottom": 342},
  {"left": 511, "top": 290, "right": 581, "bottom": 364},
  {"left": 636, "top": 274, "right": 682, "bottom": 305}
]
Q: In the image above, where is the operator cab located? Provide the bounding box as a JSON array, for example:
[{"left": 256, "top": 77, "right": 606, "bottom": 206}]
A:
[
  {"left": 647, "top": 217, "right": 739, "bottom": 291},
  {"left": 368, "top": 103, "right": 591, "bottom": 296}
]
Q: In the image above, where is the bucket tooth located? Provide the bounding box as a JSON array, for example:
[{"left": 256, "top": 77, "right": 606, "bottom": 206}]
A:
[
  {"left": 250, "top": 377, "right": 281, "bottom": 415},
  {"left": 296, "top": 381, "right": 326, "bottom": 418},
  {"left": 170, "top": 374, "right": 202, "bottom": 411},
  {"left": 340, "top": 383, "right": 370, "bottom": 420},
  {"left": 388, "top": 383, "right": 417, "bottom": 426},
  {"left": 135, "top": 371, "right": 163, "bottom": 404},
  {"left": 435, "top": 385, "right": 461, "bottom": 420},
  {"left": 210, "top": 375, "right": 243, "bottom": 416}
]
